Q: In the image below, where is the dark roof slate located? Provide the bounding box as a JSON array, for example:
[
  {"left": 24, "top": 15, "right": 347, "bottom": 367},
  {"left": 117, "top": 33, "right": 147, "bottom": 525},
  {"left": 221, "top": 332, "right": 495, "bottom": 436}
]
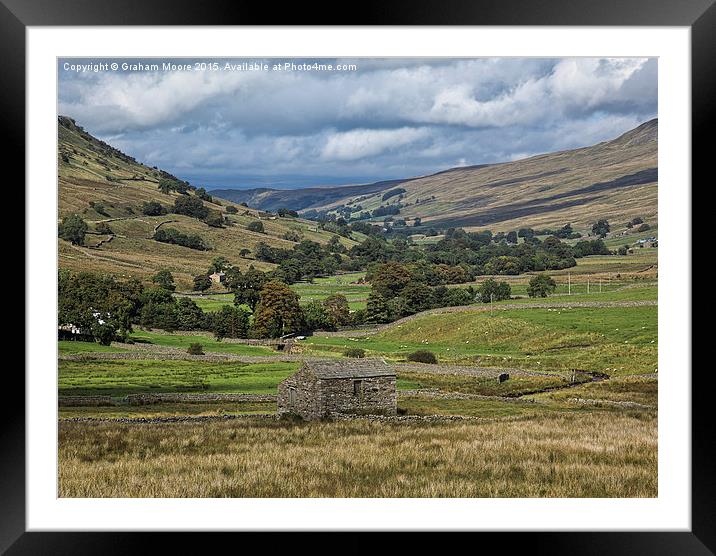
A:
[{"left": 304, "top": 358, "right": 395, "bottom": 379}]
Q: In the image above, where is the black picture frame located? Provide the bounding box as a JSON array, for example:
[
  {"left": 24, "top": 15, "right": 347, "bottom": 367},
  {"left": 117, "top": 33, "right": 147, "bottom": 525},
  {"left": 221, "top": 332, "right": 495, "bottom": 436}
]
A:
[{"left": 6, "top": 0, "right": 708, "bottom": 552}]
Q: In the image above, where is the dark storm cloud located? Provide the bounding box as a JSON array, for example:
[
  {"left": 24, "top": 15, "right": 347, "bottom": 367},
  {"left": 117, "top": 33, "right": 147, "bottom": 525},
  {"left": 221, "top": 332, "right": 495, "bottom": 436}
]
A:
[{"left": 58, "top": 57, "right": 657, "bottom": 189}]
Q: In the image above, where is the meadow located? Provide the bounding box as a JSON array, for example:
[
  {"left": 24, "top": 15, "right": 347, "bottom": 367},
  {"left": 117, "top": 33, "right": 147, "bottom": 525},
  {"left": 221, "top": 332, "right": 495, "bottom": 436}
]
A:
[
  {"left": 56, "top": 262, "right": 658, "bottom": 499},
  {"left": 58, "top": 411, "right": 657, "bottom": 498},
  {"left": 127, "top": 330, "right": 275, "bottom": 355},
  {"left": 59, "top": 360, "right": 300, "bottom": 397},
  {"left": 302, "top": 292, "right": 657, "bottom": 376}
]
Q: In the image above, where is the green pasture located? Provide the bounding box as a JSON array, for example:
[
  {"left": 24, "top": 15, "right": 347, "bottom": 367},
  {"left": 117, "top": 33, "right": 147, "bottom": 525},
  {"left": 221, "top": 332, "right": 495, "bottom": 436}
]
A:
[
  {"left": 127, "top": 330, "right": 276, "bottom": 355},
  {"left": 58, "top": 359, "right": 300, "bottom": 397},
  {"left": 303, "top": 302, "right": 657, "bottom": 375},
  {"left": 59, "top": 341, "right": 127, "bottom": 354}
]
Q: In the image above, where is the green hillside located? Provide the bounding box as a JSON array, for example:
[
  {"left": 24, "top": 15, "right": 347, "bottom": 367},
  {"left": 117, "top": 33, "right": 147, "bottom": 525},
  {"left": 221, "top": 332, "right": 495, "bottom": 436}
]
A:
[
  {"left": 57, "top": 116, "right": 358, "bottom": 289},
  {"left": 217, "top": 119, "right": 657, "bottom": 234}
]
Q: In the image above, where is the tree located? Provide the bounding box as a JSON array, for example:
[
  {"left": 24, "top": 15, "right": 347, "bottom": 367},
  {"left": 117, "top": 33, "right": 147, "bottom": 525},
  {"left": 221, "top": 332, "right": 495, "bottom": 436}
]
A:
[
  {"left": 370, "top": 262, "right": 413, "bottom": 299},
  {"left": 152, "top": 269, "right": 176, "bottom": 292},
  {"left": 247, "top": 221, "right": 265, "bottom": 233},
  {"left": 302, "top": 300, "right": 334, "bottom": 332},
  {"left": 365, "top": 292, "right": 392, "bottom": 323},
  {"left": 226, "top": 205, "right": 238, "bottom": 214},
  {"left": 229, "top": 266, "right": 269, "bottom": 310},
  {"left": 58, "top": 270, "right": 143, "bottom": 343},
  {"left": 323, "top": 294, "right": 350, "bottom": 327},
  {"left": 483, "top": 256, "right": 521, "bottom": 275},
  {"left": 138, "top": 286, "right": 178, "bottom": 330},
  {"left": 204, "top": 210, "right": 224, "bottom": 228},
  {"left": 193, "top": 273, "right": 212, "bottom": 291},
  {"left": 518, "top": 228, "right": 535, "bottom": 239},
  {"left": 58, "top": 214, "right": 88, "bottom": 245},
  {"left": 591, "top": 219, "right": 610, "bottom": 238},
  {"left": 506, "top": 231, "right": 518, "bottom": 244},
  {"left": 208, "top": 256, "right": 229, "bottom": 274},
  {"left": 153, "top": 228, "right": 209, "bottom": 251},
  {"left": 527, "top": 274, "right": 557, "bottom": 298},
  {"left": 477, "top": 278, "right": 511, "bottom": 303},
  {"left": 239, "top": 248, "right": 251, "bottom": 258},
  {"left": 195, "top": 187, "right": 213, "bottom": 202},
  {"left": 397, "top": 282, "right": 434, "bottom": 315},
  {"left": 176, "top": 298, "right": 207, "bottom": 330},
  {"left": 142, "top": 201, "right": 167, "bottom": 216},
  {"left": 212, "top": 305, "right": 250, "bottom": 340},
  {"left": 251, "top": 280, "right": 304, "bottom": 338},
  {"left": 173, "top": 195, "right": 209, "bottom": 219},
  {"left": 637, "top": 223, "right": 651, "bottom": 232}
]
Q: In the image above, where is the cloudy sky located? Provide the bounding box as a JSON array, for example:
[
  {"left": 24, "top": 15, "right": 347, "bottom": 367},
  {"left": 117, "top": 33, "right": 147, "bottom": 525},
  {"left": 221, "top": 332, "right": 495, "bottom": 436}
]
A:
[{"left": 58, "top": 57, "right": 657, "bottom": 190}]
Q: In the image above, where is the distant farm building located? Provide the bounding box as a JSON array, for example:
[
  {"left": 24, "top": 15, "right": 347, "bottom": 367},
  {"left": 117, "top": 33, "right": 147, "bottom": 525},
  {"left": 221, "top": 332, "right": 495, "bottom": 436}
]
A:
[
  {"left": 209, "top": 271, "right": 226, "bottom": 284},
  {"left": 277, "top": 359, "right": 397, "bottom": 420}
]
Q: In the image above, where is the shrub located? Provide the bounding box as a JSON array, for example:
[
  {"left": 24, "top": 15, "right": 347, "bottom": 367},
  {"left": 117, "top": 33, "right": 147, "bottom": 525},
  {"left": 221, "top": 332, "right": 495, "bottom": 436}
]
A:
[
  {"left": 204, "top": 210, "right": 224, "bottom": 228},
  {"left": 153, "top": 228, "right": 209, "bottom": 251},
  {"left": 58, "top": 214, "right": 88, "bottom": 245},
  {"left": 95, "top": 222, "right": 113, "bottom": 234},
  {"left": 282, "top": 230, "right": 302, "bottom": 242},
  {"left": 477, "top": 278, "right": 511, "bottom": 303},
  {"left": 193, "top": 274, "right": 212, "bottom": 291},
  {"left": 407, "top": 350, "right": 437, "bottom": 364},
  {"left": 173, "top": 195, "right": 209, "bottom": 219},
  {"left": 637, "top": 223, "right": 651, "bottom": 232},
  {"left": 89, "top": 201, "right": 109, "bottom": 216},
  {"left": 142, "top": 201, "right": 168, "bottom": 216},
  {"left": 527, "top": 273, "right": 557, "bottom": 298},
  {"left": 247, "top": 221, "right": 265, "bottom": 233},
  {"left": 187, "top": 343, "right": 204, "bottom": 355},
  {"left": 344, "top": 347, "right": 366, "bottom": 358},
  {"left": 225, "top": 205, "right": 238, "bottom": 214}
]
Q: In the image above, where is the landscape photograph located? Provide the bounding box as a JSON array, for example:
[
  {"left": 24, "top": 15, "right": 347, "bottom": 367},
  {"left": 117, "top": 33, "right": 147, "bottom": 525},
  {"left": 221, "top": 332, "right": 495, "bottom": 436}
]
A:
[{"left": 57, "top": 57, "right": 658, "bottom": 498}]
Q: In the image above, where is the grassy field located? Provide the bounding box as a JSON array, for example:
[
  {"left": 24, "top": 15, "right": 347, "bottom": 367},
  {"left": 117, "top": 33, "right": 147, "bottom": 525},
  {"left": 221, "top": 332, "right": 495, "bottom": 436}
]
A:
[
  {"left": 303, "top": 300, "right": 657, "bottom": 375},
  {"left": 58, "top": 411, "right": 657, "bottom": 497},
  {"left": 179, "top": 293, "right": 235, "bottom": 312},
  {"left": 128, "top": 330, "right": 275, "bottom": 355},
  {"left": 59, "top": 341, "right": 127, "bottom": 354},
  {"left": 176, "top": 273, "right": 370, "bottom": 312},
  {"left": 59, "top": 400, "right": 276, "bottom": 419},
  {"left": 291, "top": 273, "right": 370, "bottom": 310},
  {"left": 59, "top": 360, "right": 300, "bottom": 397}
]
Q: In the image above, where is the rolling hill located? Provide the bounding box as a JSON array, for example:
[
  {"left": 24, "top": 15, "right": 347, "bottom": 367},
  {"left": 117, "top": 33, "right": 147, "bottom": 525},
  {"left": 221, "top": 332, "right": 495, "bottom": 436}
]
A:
[
  {"left": 57, "top": 116, "right": 360, "bottom": 289},
  {"left": 211, "top": 179, "right": 408, "bottom": 213},
  {"left": 212, "top": 119, "right": 657, "bottom": 233}
]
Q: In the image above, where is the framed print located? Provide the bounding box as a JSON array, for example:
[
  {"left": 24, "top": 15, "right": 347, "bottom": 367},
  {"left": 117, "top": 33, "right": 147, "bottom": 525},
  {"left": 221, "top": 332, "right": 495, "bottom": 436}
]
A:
[{"left": 7, "top": 0, "right": 710, "bottom": 552}]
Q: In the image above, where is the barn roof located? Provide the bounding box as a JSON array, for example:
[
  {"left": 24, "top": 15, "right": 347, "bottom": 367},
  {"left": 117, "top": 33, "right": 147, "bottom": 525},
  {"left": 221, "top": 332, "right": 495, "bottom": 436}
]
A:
[{"left": 304, "top": 359, "right": 395, "bottom": 379}]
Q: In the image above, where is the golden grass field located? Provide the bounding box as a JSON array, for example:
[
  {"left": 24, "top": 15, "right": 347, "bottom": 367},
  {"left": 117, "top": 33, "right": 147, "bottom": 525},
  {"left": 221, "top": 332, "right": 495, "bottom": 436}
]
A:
[{"left": 59, "top": 411, "right": 656, "bottom": 498}]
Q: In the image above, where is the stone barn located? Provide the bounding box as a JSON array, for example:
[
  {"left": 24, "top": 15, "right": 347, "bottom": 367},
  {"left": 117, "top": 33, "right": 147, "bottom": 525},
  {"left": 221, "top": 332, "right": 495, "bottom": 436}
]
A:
[{"left": 277, "top": 359, "right": 396, "bottom": 420}]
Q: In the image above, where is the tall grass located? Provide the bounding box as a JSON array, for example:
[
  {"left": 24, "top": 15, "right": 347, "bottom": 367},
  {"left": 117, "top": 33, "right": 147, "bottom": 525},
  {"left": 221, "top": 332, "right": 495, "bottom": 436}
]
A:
[{"left": 59, "top": 412, "right": 657, "bottom": 498}]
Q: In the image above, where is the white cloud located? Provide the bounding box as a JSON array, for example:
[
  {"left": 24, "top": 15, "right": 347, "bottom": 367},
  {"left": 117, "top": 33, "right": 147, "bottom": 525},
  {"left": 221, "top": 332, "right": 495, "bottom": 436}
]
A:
[
  {"left": 321, "top": 127, "right": 430, "bottom": 161},
  {"left": 58, "top": 57, "right": 657, "bottom": 186}
]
